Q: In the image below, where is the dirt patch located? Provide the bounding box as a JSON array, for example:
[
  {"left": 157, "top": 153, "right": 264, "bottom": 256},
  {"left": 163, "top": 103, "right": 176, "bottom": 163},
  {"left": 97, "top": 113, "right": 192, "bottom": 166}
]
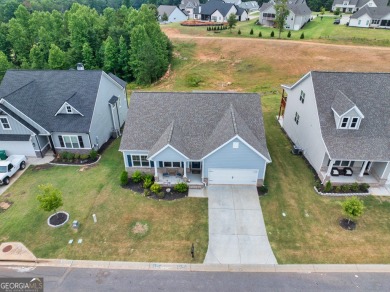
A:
[
  {"left": 31, "top": 164, "right": 54, "bottom": 171},
  {"left": 132, "top": 222, "right": 149, "bottom": 235},
  {"left": 339, "top": 218, "right": 356, "bottom": 231},
  {"left": 0, "top": 201, "right": 12, "bottom": 211}
]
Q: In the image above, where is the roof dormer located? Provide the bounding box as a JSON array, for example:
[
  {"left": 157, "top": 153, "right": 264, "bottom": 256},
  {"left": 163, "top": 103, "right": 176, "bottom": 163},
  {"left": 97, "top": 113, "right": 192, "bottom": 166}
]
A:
[
  {"left": 55, "top": 102, "right": 83, "bottom": 116},
  {"left": 331, "top": 90, "right": 364, "bottom": 130}
]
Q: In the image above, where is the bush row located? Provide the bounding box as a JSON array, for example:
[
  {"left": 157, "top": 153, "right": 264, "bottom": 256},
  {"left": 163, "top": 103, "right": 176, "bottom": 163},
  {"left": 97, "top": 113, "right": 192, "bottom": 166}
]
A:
[
  {"left": 58, "top": 150, "right": 98, "bottom": 162},
  {"left": 206, "top": 26, "right": 228, "bottom": 31},
  {"left": 317, "top": 181, "right": 370, "bottom": 193}
]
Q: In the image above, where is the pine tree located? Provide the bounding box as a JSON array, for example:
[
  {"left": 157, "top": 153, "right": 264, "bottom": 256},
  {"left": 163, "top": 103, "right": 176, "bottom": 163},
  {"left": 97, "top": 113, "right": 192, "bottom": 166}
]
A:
[
  {"left": 82, "top": 42, "right": 96, "bottom": 69},
  {"left": 250, "top": 28, "right": 253, "bottom": 35},
  {"left": 103, "top": 36, "right": 118, "bottom": 73},
  {"left": 300, "top": 32, "right": 305, "bottom": 39},
  {"left": 259, "top": 31, "right": 262, "bottom": 37},
  {"left": 287, "top": 31, "right": 291, "bottom": 38},
  {"left": 270, "top": 31, "right": 275, "bottom": 37}
]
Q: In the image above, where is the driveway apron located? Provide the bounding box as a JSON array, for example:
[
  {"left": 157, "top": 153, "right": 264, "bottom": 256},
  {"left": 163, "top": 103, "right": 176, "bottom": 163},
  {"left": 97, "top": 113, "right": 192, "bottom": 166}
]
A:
[{"left": 204, "top": 185, "right": 277, "bottom": 264}]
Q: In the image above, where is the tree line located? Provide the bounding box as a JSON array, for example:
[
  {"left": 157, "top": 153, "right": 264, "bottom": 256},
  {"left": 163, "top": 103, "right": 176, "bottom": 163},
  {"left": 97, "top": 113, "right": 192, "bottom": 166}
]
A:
[{"left": 0, "top": 3, "right": 172, "bottom": 84}]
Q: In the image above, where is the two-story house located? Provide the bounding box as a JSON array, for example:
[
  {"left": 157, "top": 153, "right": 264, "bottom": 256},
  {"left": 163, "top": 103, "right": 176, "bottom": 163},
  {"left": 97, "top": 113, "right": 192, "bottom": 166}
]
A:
[
  {"left": 279, "top": 71, "right": 390, "bottom": 186},
  {"left": 331, "top": 0, "right": 388, "bottom": 13}
]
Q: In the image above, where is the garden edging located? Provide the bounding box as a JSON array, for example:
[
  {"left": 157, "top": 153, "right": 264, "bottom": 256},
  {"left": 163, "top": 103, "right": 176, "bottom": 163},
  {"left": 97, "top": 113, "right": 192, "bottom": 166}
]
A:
[{"left": 314, "top": 186, "right": 370, "bottom": 197}]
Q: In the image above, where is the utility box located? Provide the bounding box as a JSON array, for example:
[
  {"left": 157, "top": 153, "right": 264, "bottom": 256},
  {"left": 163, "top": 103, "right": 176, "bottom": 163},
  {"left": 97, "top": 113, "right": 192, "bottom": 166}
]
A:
[
  {"left": 292, "top": 145, "right": 303, "bottom": 155},
  {"left": 72, "top": 220, "right": 79, "bottom": 229},
  {"left": 0, "top": 150, "right": 7, "bottom": 160}
]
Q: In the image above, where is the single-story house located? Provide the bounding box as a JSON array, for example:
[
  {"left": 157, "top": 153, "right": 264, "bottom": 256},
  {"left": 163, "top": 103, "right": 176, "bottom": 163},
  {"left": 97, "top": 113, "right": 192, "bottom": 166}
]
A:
[
  {"left": 259, "top": 0, "right": 312, "bottom": 31},
  {"left": 349, "top": 5, "right": 390, "bottom": 28},
  {"left": 193, "top": 0, "right": 248, "bottom": 22},
  {"left": 179, "top": 0, "right": 200, "bottom": 19},
  {"left": 119, "top": 92, "right": 271, "bottom": 187},
  {"left": 331, "top": 0, "right": 388, "bottom": 13},
  {"left": 279, "top": 71, "right": 390, "bottom": 186},
  {"left": 158, "top": 5, "right": 188, "bottom": 23},
  {"left": 0, "top": 69, "right": 128, "bottom": 157}
]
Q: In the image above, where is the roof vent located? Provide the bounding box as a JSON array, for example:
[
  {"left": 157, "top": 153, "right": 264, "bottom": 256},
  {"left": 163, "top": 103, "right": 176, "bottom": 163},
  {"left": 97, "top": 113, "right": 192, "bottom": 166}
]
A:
[{"left": 76, "top": 63, "right": 85, "bottom": 71}]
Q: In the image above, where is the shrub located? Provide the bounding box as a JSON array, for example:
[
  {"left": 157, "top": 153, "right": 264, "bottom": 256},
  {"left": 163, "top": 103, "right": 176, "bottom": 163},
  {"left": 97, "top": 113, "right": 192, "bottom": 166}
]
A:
[
  {"left": 89, "top": 149, "right": 98, "bottom": 160},
  {"left": 80, "top": 154, "right": 89, "bottom": 160},
  {"left": 132, "top": 170, "right": 143, "bottom": 183},
  {"left": 143, "top": 189, "right": 151, "bottom": 197},
  {"left": 238, "top": 29, "right": 241, "bottom": 35},
  {"left": 270, "top": 31, "right": 274, "bottom": 37},
  {"left": 359, "top": 183, "right": 370, "bottom": 192},
  {"left": 186, "top": 73, "right": 203, "bottom": 87},
  {"left": 74, "top": 153, "right": 80, "bottom": 160},
  {"left": 60, "top": 152, "right": 69, "bottom": 161},
  {"left": 120, "top": 171, "right": 128, "bottom": 186},
  {"left": 250, "top": 28, "right": 253, "bottom": 35},
  {"left": 258, "top": 185, "right": 268, "bottom": 193},
  {"left": 67, "top": 153, "right": 75, "bottom": 161},
  {"left": 334, "top": 7, "right": 341, "bottom": 15},
  {"left": 334, "top": 186, "right": 342, "bottom": 193},
  {"left": 143, "top": 173, "right": 154, "bottom": 181},
  {"left": 157, "top": 192, "right": 165, "bottom": 199},
  {"left": 287, "top": 31, "right": 291, "bottom": 38},
  {"left": 342, "top": 196, "right": 364, "bottom": 223},
  {"left": 143, "top": 178, "right": 153, "bottom": 189},
  {"left": 258, "top": 31, "right": 262, "bottom": 37},
  {"left": 324, "top": 181, "right": 332, "bottom": 192},
  {"left": 150, "top": 183, "right": 162, "bottom": 194},
  {"left": 350, "top": 182, "right": 360, "bottom": 192},
  {"left": 341, "top": 184, "right": 350, "bottom": 192},
  {"left": 300, "top": 32, "right": 304, "bottom": 39},
  {"left": 314, "top": 180, "right": 322, "bottom": 189},
  {"left": 174, "top": 182, "right": 188, "bottom": 193}
]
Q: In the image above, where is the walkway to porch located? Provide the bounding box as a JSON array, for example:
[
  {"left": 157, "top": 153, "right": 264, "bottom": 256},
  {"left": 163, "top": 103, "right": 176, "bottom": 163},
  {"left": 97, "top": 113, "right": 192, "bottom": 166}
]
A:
[{"left": 156, "top": 170, "right": 203, "bottom": 187}]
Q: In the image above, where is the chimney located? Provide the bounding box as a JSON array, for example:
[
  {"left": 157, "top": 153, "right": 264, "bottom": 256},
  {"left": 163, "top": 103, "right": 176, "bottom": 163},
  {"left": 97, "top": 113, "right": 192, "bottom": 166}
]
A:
[{"left": 76, "top": 63, "right": 85, "bottom": 71}]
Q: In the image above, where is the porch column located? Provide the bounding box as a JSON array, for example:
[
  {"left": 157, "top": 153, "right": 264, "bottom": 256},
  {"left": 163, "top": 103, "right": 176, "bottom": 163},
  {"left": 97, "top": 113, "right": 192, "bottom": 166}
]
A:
[
  {"left": 154, "top": 161, "right": 158, "bottom": 177},
  {"left": 326, "top": 159, "right": 335, "bottom": 177},
  {"left": 183, "top": 161, "right": 187, "bottom": 178},
  {"left": 359, "top": 161, "right": 368, "bottom": 177}
]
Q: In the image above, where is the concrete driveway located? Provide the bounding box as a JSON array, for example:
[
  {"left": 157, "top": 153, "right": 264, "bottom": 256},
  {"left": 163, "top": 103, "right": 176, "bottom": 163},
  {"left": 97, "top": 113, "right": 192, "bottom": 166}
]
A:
[{"left": 204, "top": 185, "right": 277, "bottom": 264}]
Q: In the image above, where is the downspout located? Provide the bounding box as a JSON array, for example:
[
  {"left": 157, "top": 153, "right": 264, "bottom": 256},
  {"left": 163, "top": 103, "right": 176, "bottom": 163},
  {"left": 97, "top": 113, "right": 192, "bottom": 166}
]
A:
[
  {"left": 115, "top": 102, "right": 121, "bottom": 136},
  {"left": 109, "top": 104, "right": 118, "bottom": 137}
]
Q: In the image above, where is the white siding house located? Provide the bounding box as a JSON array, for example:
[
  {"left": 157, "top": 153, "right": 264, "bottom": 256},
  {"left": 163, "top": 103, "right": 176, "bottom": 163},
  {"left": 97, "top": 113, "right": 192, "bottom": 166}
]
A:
[
  {"left": 158, "top": 5, "right": 188, "bottom": 23},
  {"left": 349, "top": 6, "right": 390, "bottom": 28}
]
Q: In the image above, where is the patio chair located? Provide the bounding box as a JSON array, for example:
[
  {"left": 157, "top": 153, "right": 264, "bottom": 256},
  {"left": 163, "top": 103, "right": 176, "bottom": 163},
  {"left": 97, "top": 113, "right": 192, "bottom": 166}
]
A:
[
  {"left": 342, "top": 167, "right": 353, "bottom": 176},
  {"left": 176, "top": 170, "right": 182, "bottom": 178},
  {"left": 331, "top": 167, "right": 340, "bottom": 176},
  {"left": 162, "top": 168, "right": 169, "bottom": 177}
]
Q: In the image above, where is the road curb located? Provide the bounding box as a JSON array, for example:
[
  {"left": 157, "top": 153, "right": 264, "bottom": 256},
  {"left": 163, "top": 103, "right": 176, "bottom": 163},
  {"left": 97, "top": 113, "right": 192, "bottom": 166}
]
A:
[{"left": 2, "top": 260, "right": 390, "bottom": 273}]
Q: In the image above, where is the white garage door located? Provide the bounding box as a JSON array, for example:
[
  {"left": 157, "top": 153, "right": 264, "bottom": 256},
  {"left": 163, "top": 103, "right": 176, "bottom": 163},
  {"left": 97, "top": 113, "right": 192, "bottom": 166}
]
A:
[
  {"left": 1, "top": 141, "right": 36, "bottom": 157},
  {"left": 208, "top": 168, "right": 258, "bottom": 185}
]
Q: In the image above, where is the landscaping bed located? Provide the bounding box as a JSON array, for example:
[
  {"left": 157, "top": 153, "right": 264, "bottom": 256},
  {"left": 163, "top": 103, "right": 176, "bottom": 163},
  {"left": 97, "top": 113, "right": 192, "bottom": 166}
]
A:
[
  {"left": 315, "top": 182, "right": 370, "bottom": 195},
  {"left": 181, "top": 20, "right": 227, "bottom": 26},
  {"left": 51, "top": 150, "right": 99, "bottom": 165}
]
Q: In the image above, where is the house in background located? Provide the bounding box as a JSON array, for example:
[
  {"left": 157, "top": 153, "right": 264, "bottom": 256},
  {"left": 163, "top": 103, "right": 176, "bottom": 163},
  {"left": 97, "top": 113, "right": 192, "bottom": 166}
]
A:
[
  {"left": 0, "top": 69, "right": 128, "bottom": 157},
  {"left": 224, "top": 0, "right": 259, "bottom": 11},
  {"left": 259, "top": 0, "right": 312, "bottom": 31},
  {"left": 158, "top": 5, "right": 188, "bottom": 23},
  {"left": 349, "top": 5, "right": 390, "bottom": 28},
  {"left": 193, "top": 0, "right": 248, "bottom": 22},
  {"left": 331, "top": 0, "right": 388, "bottom": 13},
  {"left": 279, "top": 71, "right": 390, "bottom": 186},
  {"left": 120, "top": 92, "right": 271, "bottom": 187},
  {"left": 179, "top": 0, "right": 200, "bottom": 19}
]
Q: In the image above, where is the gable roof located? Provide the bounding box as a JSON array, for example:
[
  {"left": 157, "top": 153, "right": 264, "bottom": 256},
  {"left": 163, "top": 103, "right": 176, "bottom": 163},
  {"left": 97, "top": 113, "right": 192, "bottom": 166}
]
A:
[
  {"left": 199, "top": 0, "right": 236, "bottom": 17},
  {"left": 120, "top": 92, "right": 271, "bottom": 162},
  {"left": 260, "top": 0, "right": 311, "bottom": 16},
  {"left": 0, "top": 70, "right": 112, "bottom": 133},
  {"left": 158, "top": 5, "right": 179, "bottom": 17},
  {"left": 108, "top": 73, "right": 127, "bottom": 89},
  {"left": 351, "top": 5, "right": 390, "bottom": 19},
  {"left": 179, "top": 0, "right": 200, "bottom": 9},
  {"left": 331, "top": 90, "right": 357, "bottom": 116},
  {"left": 311, "top": 71, "right": 390, "bottom": 161},
  {"left": 239, "top": 1, "right": 260, "bottom": 9}
]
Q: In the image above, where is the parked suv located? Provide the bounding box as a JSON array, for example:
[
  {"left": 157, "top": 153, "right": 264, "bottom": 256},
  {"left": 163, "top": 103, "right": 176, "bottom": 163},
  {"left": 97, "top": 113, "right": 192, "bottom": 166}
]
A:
[{"left": 333, "top": 19, "right": 340, "bottom": 24}]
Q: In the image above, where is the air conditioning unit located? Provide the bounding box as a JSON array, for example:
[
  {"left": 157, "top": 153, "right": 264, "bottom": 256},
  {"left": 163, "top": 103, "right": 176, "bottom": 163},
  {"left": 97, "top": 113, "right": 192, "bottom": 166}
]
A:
[{"left": 292, "top": 145, "right": 303, "bottom": 155}]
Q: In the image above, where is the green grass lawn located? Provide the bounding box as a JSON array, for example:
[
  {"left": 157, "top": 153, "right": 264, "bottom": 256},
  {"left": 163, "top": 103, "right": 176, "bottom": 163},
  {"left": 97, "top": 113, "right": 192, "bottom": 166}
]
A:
[
  {"left": 163, "top": 17, "right": 390, "bottom": 46},
  {"left": 0, "top": 139, "right": 208, "bottom": 262}
]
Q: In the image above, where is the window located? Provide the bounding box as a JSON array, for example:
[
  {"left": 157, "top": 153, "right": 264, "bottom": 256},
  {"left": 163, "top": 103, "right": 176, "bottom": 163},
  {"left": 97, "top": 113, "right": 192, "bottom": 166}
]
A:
[
  {"left": 66, "top": 105, "right": 72, "bottom": 113},
  {"left": 58, "top": 135, "right": 85, "bottom": 148},
  {"left": 350, "top": 117, "right": 359, "bottom": 128},
  {"left": 131, "top": 155, "right": 150, "bottom": 167},
  {"left": 366, "top": 20, "right": 369, "bottom": 26},
  {"left": 0, "top": 117, "right": 11, "bottom": 130},
  {"left": 299, "top": 90, "right": 305, "bottom": 104},
  {"left": 132, "top": 155, "right": 141, "bottom": 166},
  {"left": 372, "top": 19, "right": 380, "bottom": 24},
  {"left": 163, "top": 161, "right": 181, "bottom": 168},
  {"left": 334, "top": 160, "right": 354, "bottom": 167},
  {"left": 340, "top": 117, "right": 349, "bottom": 128},
  {"left": 358, "top": 20, "right": 361, "bottom": 25},
  {"left": 294, "top": 112, "right": 300, "bottom": 125}
]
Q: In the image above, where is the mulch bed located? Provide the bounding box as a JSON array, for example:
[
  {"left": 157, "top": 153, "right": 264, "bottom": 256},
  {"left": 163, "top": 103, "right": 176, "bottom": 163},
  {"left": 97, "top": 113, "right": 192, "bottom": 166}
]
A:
[
  {"left": 123, "top": 179, "right": 188, "bottom": 201},
  {"left": 49, "top": 212, "right": 68, "bottom": 226},
  {"left": 339, "top": 218, "right": 356, "bottom": 231},
  {"left": 181, "top": 20, "right": 227, "bottom": 26},
  {"left": 51, "top": 156, "right": 99, "bottom": 165}
]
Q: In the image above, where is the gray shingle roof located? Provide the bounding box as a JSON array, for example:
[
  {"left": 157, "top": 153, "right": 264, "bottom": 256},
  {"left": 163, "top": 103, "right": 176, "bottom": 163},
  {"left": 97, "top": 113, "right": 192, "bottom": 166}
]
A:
[
  {"left": 157, "top": 5, "right": 178, "bottom": 17},
  {"left": 260, "top": 0, "right": 311, "bottom": 16},
  {"left": 0, "top": 70, "right": 105, "bottom": 133},
  {"left": 0, "top": 104, "right": 40, "bottom": 134},
  {"left": 120, "top": 92, "right": 271, "bottom": 161},
  {"left": 332, "top": 0, "right": 358, "bottom": 6},
  {"left": 311, "top": 71, "right": 390, "bottom": 161},
  {"left": 199, "top": 0, "right": 236, "bottom": 17},
  {"left": 108, "top": 73, "right": 127, "bottom": 88},
  {"left": 331, "top": 90, "right": 356, "bottom": 116},
  {"left": 351, "top": 5, "right": 390, "bottom": 19},
  {"left": 259, "top": 2, "right": 273, "bottom": 12},
  {"left": 239, "top": 1, "right": 260, "bottom": 10},
  {"left": 179, "top": 0, "right": 200, "bottom": 9},
  {"left": 0, "top": 134, "right": 31, "bottom": 141}
]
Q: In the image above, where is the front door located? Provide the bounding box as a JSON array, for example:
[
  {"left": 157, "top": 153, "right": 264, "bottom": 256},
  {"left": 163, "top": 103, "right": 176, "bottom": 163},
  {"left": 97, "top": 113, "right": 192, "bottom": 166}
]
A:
[{"left": 191, "top": 162, "right": 201, "bottom": 174}]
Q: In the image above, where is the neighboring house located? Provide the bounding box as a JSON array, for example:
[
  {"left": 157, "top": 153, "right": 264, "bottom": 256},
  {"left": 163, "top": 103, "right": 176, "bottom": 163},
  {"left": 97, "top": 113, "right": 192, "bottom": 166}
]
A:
[
  {"left": 193, "top": 0, "right": 248, "bottom": 22},
  {"left": 239, "top": 1, "right": 260, "bottom": 11},
  {"left": 119, "top": 92, "right": 271, "bottom": 187},
  {"left": 279, "top": 71, "right": 390, "bottom": 186},
  {"left": 259, "top": 0, "right": 312, "bottom": 31},
  {"left": 331, "top": 0, "right": 388, "bottom": 13},
  {"left": 179, "top": 0, "right": 200, "bottom": 19},
  {"left": 0, "top": 70, "right": 128, "bottom": 158},
  {"left": 158, "top": 5, "right": 188, "bottom": 23},
  {"left": 349, "top": 6, "right": 390, "bottom": 28}
]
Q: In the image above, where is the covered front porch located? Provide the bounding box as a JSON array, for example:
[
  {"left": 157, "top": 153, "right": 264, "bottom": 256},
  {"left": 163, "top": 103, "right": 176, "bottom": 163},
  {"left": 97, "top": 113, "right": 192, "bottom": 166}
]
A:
[{"left": 320, "top": 156, "right": 389, "bottom": 186}]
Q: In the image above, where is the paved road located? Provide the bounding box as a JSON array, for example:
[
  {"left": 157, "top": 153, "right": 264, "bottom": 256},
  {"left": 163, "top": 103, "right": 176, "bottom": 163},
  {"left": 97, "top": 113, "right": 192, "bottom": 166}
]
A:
[
  {"left": 204, "top": 186, "right": 277, "bottom": 264},
  {"left": 1, "top": 266, "right": 390, "bottom": 291}
]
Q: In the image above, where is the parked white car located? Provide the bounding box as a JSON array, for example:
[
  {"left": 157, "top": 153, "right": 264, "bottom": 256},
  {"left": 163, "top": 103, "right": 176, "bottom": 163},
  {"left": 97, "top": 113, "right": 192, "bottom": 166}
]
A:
[{"left": 0, "top": 155, "right": 27, "bottom": 185}]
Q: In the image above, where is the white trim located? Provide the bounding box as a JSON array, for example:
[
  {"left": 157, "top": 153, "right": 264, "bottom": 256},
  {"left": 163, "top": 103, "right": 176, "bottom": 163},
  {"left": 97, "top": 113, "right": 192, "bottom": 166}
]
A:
[
  {"left": 131, "top": 154, "right": 150, "bottom": 167},
  {"left": 201, "top": 135, "right": 271, "bottom": 163},
  {"left": 0, "top": 116, "right": 11, "bottom": 130},
  {"left": 58, "top": 135, "right": 86, "bottom": 149},
  {"left": 343, "top": 105, "right": 365, "bottom": 119},
  {"left": 281, "top": 72, "right": 311, "bottom": 90},
  {"left": 148, "top": 144, "right": 189, "bottom": 160},
  {"left": 88, "top": 72, "right": 103, "bottom": 133},
  {"left": 55, "top": 102, "right": 84, "bottom": 117},
  {"left": 102, "top": 71, "right": 125, "bottom": 90},
  {"left": 262, "top": 163, "right": 266, "bottom": 180},
  {"left": 55, "top": 147, "right": 92, "bottom": 150},
  {"left": 382, "top": 162, "right": 390, "bottom": 180},
  {"left": 331, "top": 108, "right": 341, "bottom": 118}
]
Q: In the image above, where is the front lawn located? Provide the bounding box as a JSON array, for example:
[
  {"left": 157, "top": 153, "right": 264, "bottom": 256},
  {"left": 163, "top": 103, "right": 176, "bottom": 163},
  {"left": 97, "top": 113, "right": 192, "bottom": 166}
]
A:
[{"left": 0, "top": 139, "right": 208, "bottom": 263}]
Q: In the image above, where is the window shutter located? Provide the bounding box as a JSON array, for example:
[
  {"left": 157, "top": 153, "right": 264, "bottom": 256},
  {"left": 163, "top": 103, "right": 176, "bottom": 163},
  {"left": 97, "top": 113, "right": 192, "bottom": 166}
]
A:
[
  {"left": 181, "top": 162, "right": 184, "bottom": 168},
  {"left": 151, "top": 161, "right": 154, "bottom": 167},
  {"left": 59, "top": 136, "right": 64, "bottom": 147},
  {"left": 127, "top": 155, "right": 132, "bottom": 167},
  {"left": 159, "top": 161, "right": 163, "bottom": 168},
  {"left": 78, "top": 136, "right": 84, "bottom": 148}
]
